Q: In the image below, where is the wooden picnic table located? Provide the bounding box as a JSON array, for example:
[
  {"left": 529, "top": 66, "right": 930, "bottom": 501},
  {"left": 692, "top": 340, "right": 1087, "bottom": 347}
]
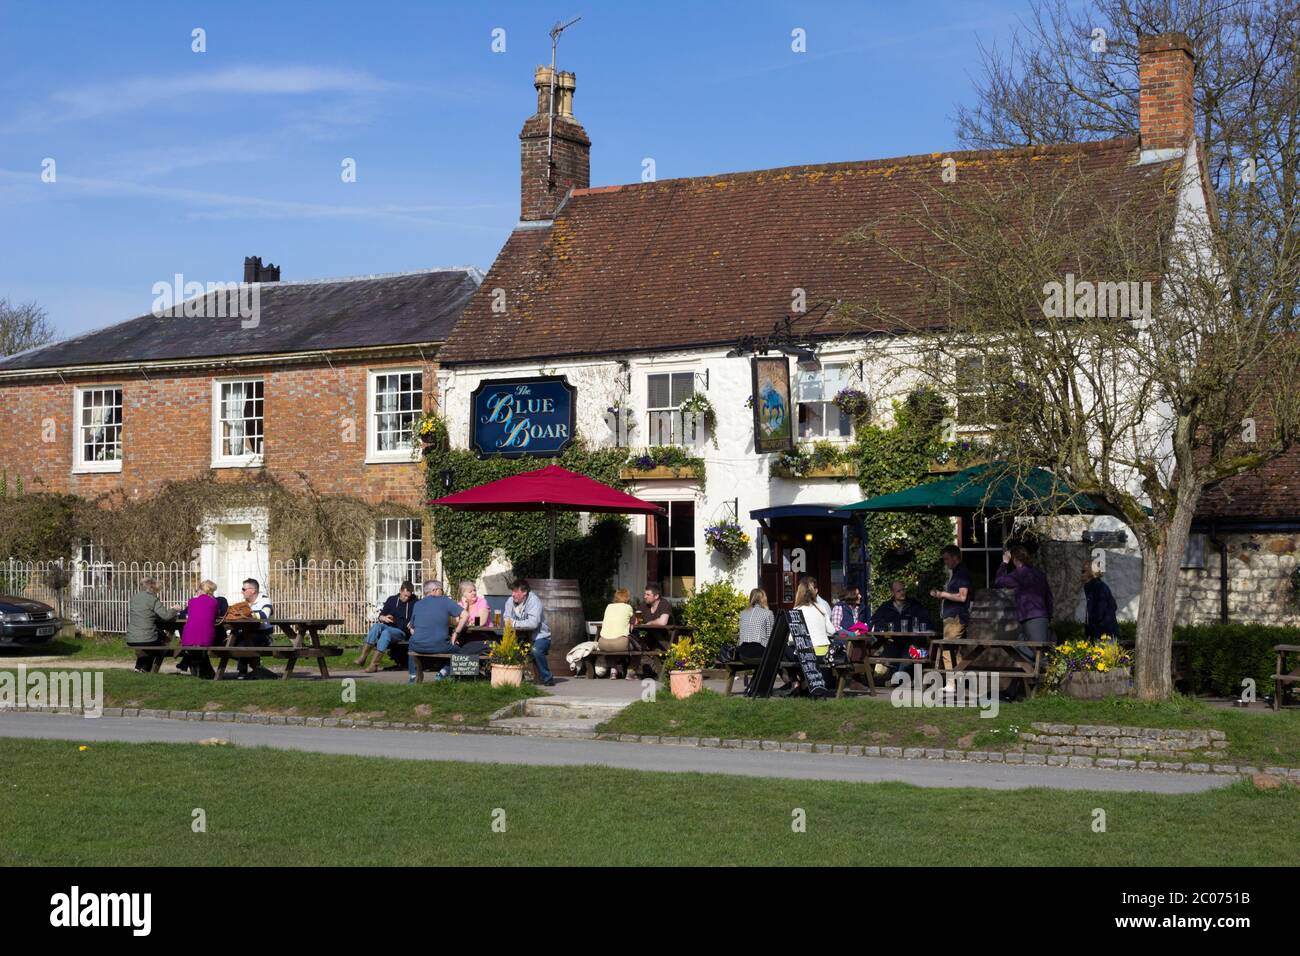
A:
[
  {"left": 837, "top": 630, "right": 937, "bottom": 696},
  {"left": 149, "top": 616, "right": 344, "bottom": 680},
  {"left": 630, "top": 623, "right": 694, "bottom": 651},
  {"left": 1273, "top": 644, "right": 1300, "bottom": 711},
  {"left": 928, "top": 638, "right": 1053, "bottom": 698}
]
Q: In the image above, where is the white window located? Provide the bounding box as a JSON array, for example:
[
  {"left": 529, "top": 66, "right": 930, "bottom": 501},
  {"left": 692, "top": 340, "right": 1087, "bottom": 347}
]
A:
[
  {"left": 955, "top": 354, "right": 1011, "bottom": 426},
  {"left": 212, "top": 379, "right": 264, "bottom": 467},
  {"left": 76, "top": 542, "right": 113, "bottom": 591},
  {"left": 368, "top": 370, "right": 423, "bottom": 461},
  {"left": 646, "top": 371, "right": 696, "bottom": 446},
  {"left": 74, "top": 387, "right": 123, "bottom": 472},
  {"left": 795, "top": 362, "right": 853, "bottom": 439},
  {"left": 370, "top": 518, "right": 422, "bottom": 606},
  {"left": 645, "top": 499, "right": 696, "bottom": 600}
]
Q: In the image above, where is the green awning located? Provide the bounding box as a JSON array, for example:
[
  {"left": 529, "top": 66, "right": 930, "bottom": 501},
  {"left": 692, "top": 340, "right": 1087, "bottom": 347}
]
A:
[{"left": 842, "top": 463, "right": 1110, "bottom": 516}]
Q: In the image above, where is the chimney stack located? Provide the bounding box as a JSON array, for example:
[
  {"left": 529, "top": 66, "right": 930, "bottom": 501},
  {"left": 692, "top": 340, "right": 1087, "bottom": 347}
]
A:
[
  {"left": 519, "top": 65, "right": 590, "bottom": 222},
  {"left": 1138, "top": 32, "right": 1195, "bottom": 156},
  {"left": 243, "top": 256, "right": 280, "bottom": 283}
]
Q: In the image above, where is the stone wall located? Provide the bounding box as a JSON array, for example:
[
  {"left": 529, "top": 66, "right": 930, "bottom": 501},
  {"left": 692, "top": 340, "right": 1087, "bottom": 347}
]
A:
[
  {"left": 1176, "top": 532, "right": 1300, "bottom": 626},
  {"left": 1020, "top": 722, "right": 1228, "bottom": 762}
]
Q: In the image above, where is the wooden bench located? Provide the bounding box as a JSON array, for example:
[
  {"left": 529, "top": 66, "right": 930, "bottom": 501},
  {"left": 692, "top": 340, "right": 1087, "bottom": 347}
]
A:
[
  {"left": 722, "top": 658, "right": 812, "bottom": 695},
  {"left": 581, "top": 650, "right": 661, "bottom": 679},
  {"left": 132, "top": 644, "right": 187, "bottom": 673},
  {"left": 1274, "top": 644, "right": 1300, "bottom": 711},
  {"left": 134, "top": 643, "right": 342, "bottom": 679},
  {"left": 409, "top": 652, "right": 492, "bottom": 683}
]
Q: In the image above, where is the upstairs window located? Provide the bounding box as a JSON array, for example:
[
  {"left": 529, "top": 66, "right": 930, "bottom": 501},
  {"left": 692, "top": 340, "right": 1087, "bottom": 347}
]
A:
[
  {"left": 955, "top": 354, "right": 1012, "bottom": 426},
  {"left": 74, "top": 387, "right": 123, "bottom": 472},
  {"left": 646, "top": 372, "right": 696, "bottom": 446},
  {"left": 795, "top": 362, "right": 853, "bottom": 439},
  {"left": 369, "top": 370, "right": 423, "bottom": 461},
  {"left": 213, "top": 379, "right": 264, "bottom": 466}
]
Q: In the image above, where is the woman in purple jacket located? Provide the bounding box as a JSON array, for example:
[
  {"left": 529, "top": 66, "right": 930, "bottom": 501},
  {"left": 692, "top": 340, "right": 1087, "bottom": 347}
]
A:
[
  {"left": 180, "top": 580, "right": 224, "bottom": 680},
  {"left": 994, "top": 545, "right": 1054, "bottom": 657}
]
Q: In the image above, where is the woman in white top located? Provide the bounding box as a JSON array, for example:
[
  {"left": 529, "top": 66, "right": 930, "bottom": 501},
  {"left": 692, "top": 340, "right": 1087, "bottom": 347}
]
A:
[{"left": 794, "top": 578, "right": 833, "bottom": 657}]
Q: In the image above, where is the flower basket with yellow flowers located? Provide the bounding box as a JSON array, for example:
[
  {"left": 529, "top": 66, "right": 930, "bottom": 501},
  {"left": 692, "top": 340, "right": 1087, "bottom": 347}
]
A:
[
  {"left": 661, "top": 636, "right": 709, "bottom": 699},
  {"left": 1043, "top": 636, "right": 1134, "bottom": 698}
]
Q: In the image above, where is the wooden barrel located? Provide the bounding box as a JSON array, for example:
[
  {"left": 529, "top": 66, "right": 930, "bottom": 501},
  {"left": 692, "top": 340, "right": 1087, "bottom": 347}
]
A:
[
  {"left": 526, "top": 578, "right": 584, "bottom": 675},
  {"left": 967, "top": 588, "right": 1021, "bottom": 690}
]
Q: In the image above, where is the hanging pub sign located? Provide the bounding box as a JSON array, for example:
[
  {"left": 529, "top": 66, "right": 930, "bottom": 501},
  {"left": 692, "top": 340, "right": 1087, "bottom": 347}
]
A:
[
  {"left": 469, "top": 376, "right": 577, "bottom": 459},
  {"left": 751, "top": 356, "right": 794, "bottom": 453}
]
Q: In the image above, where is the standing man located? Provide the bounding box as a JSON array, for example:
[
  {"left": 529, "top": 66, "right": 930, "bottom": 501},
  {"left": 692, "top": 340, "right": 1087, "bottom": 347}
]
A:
[
  {"left": 1081, "top": 562, "right": 1119, "bottom": 640},
  {"left": 237, "top": 578, "right": 276, "bottom": 680},
  {"left": 407, "top": 580, "right": 469, "bottom": 684},
  {"left": 126, "top": 578, "right": 182, "bottom": 673},
  {"left": 506, "top": 578, "right": 554, "bottom": 686},
  {"left": 930, "top": 545, "right": 972, "bottom": 691}
]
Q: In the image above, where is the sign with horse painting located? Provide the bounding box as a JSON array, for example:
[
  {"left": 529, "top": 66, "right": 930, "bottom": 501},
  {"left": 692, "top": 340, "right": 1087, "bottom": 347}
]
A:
[{"left": 751, "top": 357, "right": 793, "bottom": 453}]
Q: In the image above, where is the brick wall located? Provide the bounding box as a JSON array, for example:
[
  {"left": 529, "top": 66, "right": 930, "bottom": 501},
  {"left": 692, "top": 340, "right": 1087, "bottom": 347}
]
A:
[
  {"left": 1139, "top": 32, "right": 1195, "bottom": 153},
  {"left": 520, "top": 114, "right": 590, "bottom": 221},
  {"left": 0, "top": 355, "right": 436, "bottom": 509}
]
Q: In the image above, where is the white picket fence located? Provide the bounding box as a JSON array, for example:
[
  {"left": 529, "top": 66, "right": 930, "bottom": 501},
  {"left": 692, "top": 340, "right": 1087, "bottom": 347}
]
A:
[{"left": 0, "top": 558, "right": 427, "bottom": 636}]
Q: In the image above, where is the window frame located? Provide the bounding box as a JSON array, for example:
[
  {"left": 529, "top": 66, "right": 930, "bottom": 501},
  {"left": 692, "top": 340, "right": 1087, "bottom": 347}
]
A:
[
  {"left": 366, "top": 368, "right": 425, "bottom": 463},
  {"left": 210, "top": 377, "right": 265, "bottom": 468},
  {"left": 644, "top": 370, "right": 698, "bottom": 447},
  {"left": 954, "top": 353, "right": 1012, "bottom": 429},
  {"left": 72, "top": 386, "right": 124, "bottom": 474},
  {"left": 644, "top": 498, "right": 697, "bottom": 601},
  {"left": 369, "top": 517, "right": 424, "bottom": 607},
  {"left": 794, "top": 360, "right": 855, "bottom": 441}
]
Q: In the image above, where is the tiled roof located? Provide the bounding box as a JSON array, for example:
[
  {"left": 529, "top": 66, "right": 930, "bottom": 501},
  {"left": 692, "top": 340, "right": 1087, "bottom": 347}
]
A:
[
  {"left": 0, "top": 267, "right": 482, "bottom": 371},
  {"left": 1198, "top": 447, "right": 1300, "bottom": 522},
  {"left": 440, "top": 137, "right": 1182, "bottom": 365}
]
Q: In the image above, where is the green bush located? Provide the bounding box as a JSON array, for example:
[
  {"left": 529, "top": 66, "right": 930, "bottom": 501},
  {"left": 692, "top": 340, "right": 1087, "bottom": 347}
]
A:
[
  {"left": 681, "top": 579, "right": 748, "bottom": 663},
  {"left": 1176, "top": 623, "right": 1291, "bottom": 697}
]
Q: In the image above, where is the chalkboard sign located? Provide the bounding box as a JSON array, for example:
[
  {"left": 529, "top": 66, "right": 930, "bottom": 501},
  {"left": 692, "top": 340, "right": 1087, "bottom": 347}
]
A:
[
  {"left": 785, "top": 609, "right": 829, "bottom": 698},
  {"left": 450, "top": 654, "right": 480, "bottom": 677},
  {"left": 747, "top": 611, "right": 790, "bottom": 699}
]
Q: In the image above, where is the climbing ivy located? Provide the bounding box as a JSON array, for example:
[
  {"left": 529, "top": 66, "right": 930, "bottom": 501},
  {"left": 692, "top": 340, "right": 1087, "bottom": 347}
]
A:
[
  {"left": 424, "top": 431, "right": 634, "bottom": 618},
  {"left": 847, "top": 388, "right": 964, "bottom": 617}
]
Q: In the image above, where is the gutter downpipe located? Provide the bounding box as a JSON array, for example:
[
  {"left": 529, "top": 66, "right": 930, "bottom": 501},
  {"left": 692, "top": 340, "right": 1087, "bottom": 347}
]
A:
[{"left": 1205, "top": 521, "right": 1229, "bottom": 624}]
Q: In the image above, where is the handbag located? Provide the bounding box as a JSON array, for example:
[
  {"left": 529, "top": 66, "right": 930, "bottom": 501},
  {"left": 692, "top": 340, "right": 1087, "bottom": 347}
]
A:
[{"left": 718, "top": 642, "right": 738, "bottom": 664}]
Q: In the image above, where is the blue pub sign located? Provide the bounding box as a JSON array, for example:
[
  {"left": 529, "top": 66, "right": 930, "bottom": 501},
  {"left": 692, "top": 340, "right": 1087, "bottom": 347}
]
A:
[{"left": 469, "top": 376, "right": 577, "bottom": 459}]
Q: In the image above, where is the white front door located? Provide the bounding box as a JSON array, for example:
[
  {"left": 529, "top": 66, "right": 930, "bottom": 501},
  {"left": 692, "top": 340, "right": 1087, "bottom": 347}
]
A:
[{"left": 214, "top": 523, "right": 260, "bottom": 599}]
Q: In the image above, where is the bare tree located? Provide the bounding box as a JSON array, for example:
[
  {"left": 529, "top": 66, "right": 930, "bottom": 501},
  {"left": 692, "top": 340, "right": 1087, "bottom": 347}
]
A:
[
  {"left": 844, "top": 3, "right": 1300, "bottom": 699},
  {"left": 0, "top": 299, "right": 56, "bottom": 357}
]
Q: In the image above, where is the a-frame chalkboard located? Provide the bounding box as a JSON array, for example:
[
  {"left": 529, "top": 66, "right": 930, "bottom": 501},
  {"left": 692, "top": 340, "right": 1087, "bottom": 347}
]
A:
[{"left": 746, "top": 609, "right": 830, "bottom": 699}]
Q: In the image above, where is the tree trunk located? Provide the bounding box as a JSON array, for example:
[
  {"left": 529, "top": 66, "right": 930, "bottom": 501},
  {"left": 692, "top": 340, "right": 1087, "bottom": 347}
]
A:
[{"left": 1133, "top": 487, "right": 1200, "bottom": 700}]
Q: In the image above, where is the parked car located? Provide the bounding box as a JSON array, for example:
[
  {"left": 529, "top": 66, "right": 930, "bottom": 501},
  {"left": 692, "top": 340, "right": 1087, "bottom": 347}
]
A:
[{"left": 0, "top": 596, "right": 61, "bottom": 648}]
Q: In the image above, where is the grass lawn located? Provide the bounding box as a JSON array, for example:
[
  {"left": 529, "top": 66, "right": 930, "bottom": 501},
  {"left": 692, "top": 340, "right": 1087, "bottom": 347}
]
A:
[
  {"left": 2, "top": 631, "right": 364, "bottom": 662},
  {"left": 600, "top": 691, "right": 1300, "bottom": 769},
  {"left": 0, "top": 738, "right": 1294, "bottom": 866},
  {"left": 0, "top": 667, "right": 540, "bottom": 726}
]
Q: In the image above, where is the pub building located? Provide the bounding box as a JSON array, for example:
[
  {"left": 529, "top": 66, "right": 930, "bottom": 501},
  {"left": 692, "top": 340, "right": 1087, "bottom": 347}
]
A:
[{"left": 439, "top": 51, "right": 1298, "bottom": 629}]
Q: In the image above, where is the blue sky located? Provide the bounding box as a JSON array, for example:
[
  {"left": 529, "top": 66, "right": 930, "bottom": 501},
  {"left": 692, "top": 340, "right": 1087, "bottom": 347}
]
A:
[{"left": 0, "top": 0, "right": 1030, "bottom": 338}]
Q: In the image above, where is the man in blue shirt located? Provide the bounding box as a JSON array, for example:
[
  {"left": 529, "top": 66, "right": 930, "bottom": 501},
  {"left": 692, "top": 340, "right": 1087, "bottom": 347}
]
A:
[
  {"left": 930, "top": 545, "right": 973, "bottom": 687},
  {"left": 356, "top": 581, "right": 417, "bottom": 672},
  {"left": 505, "top": 578, "right": 553, "bottom": 686},
  {"left": 406, "top": 580, "right": 469, "bottom": 683}
]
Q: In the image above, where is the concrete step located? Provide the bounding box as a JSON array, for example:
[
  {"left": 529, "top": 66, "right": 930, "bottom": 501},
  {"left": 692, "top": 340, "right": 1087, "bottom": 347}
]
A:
[
  {"left": 522, "top": 697, "right": 629, "bottom": 721},
  {"left": 490, "top": 716, "right": 602, "bottom": 738}
]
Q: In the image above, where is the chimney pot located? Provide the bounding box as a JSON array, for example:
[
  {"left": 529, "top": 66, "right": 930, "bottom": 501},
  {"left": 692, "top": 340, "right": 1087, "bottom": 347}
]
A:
[
  {"left": 519, "top": 67, "right": 590, "bottom": 221},
  {"left": 243, "top": 256, "right": 280, "bottom": 283}
]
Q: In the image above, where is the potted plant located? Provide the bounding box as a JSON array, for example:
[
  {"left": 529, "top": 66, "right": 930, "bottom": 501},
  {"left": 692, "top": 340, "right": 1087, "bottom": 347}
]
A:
[
  {"left": 488, "top": 619, "right": 530, "bottom": 687},
  {"left": 662, "top": 636, "right": 709, "bottom": 699},
  {"left": 704, "top": 519, "right": 750, "bottom": 565},
  {"left": 1043, "top": 637, "right": 1134, "bottom": 699},
  {"left": 833, "top": 387, "right": 872, "bottom": 423},
  {"left": 410, "top": 413, "right": 449, "bottom": 458}
]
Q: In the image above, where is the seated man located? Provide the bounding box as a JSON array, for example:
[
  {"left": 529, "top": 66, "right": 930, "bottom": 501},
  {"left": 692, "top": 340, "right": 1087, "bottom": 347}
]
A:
[
  {"left": 236, "top": 578, "right": 276, "bottom": 680},
  {"left": 406, "top": 580, "right": 469, "bottom": 684},
  {"left": 356, "top": 581, "right": 417, "bottom": 672},
  {"left": 505, "top": 578, "right": 553, "bottom": 686},
  {"left": 870, "top": 580, "right": 934, "bottom": 667},
  {"left": 639, "top": 584, "right": 672, "bottom": 627}
]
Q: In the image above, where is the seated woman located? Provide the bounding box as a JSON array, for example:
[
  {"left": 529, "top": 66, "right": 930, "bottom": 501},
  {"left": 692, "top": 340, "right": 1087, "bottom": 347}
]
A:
[
  {"left": 180, "top": 580, "right": 224, "bottom": 680},
  {"left": 458, "top": 580, "right": 492, "bottom": 626},
  {"left": 789, "top": 577, "right": 834, "bottom": 696},
  {"left": 737, "top": 588, "right": 774, "bottom": 661},
  {"left": 596, "top": 588, "right": 635, "bottom": 679}
]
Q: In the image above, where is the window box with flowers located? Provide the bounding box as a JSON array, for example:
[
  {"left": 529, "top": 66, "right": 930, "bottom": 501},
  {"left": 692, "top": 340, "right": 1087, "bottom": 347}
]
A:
[
  {"left": 619, "top": 445, "right": 704, "bottom": 482},
  {"left": 769, "top": 442, "right": 857, "bottom": 479}
]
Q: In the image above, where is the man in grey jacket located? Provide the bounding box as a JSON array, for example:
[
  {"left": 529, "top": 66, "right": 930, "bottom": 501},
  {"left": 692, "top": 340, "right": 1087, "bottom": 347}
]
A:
[
  {"left": 506, "top": 578, "right": 553, "bottom": 686},
  {"left": 126, "top": 578, "right": 182, "bottom": 673}
]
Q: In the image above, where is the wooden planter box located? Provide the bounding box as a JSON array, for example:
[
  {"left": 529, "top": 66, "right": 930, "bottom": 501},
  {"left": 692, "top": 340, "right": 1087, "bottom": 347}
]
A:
[
  {"left": 1060, "top": 667, "right": 1133, "bottom": 700},
  {"left": 619, "top": 466, "right": 700, "bottom": 480},
  {"left": 771, "top": 463, "right": 858, "bottom": 479}
]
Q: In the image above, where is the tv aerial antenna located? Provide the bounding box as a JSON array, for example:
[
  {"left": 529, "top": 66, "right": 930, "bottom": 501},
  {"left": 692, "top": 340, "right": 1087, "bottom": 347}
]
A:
[{"left": 546, "top": 16, "right": 582, "bottom": 186}]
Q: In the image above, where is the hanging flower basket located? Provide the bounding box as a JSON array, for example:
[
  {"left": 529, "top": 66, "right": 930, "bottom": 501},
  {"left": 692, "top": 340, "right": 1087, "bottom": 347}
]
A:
[
  {"left": 833, "top": 387, "right": 872, "bottom": 422},
  {"left": 704, "top": 519, "right": 750, "bottom": 564}
]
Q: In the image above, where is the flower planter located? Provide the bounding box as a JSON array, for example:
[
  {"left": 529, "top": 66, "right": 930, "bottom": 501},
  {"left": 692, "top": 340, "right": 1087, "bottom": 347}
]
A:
[
  {"left": 619, "top": 466, "right": 699, "bottom": 480},
  {"left": 669, "top": 668, "right": 704, "bottom": 699},
  {"left": 1060, "top": 667, "right": 1132, "bottom": 700},
  {"left": 490, "top": 663, "right": 524, "bottom": 687},
  {"left": 771, "top": 463, "right": 858, "bottom": 479}
]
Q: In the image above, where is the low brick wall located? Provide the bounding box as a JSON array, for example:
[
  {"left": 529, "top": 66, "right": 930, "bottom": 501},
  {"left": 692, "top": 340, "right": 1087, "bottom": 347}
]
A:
[{"left": 1020, "top": 722, "right": 1228, "bottom": 760}]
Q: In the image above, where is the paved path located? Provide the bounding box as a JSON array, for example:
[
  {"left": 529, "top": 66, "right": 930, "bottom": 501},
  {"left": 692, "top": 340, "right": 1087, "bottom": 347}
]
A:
[{"left": 0, "top": 711, "right": 1232, "bottom": 793}]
